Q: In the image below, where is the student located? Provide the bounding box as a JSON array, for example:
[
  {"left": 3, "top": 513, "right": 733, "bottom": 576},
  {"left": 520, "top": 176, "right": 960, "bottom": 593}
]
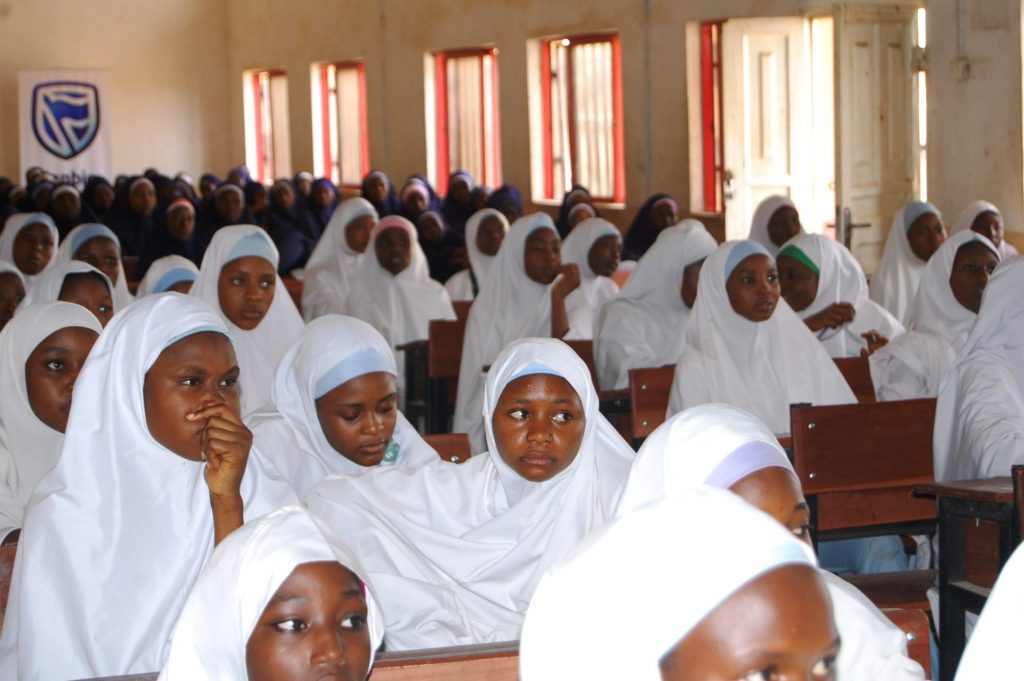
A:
[
  {"left": 453, "top": 213, "right": 578, "bottom": 452},
  {"left": 952, "top": 199, "right": 1019, "bottom": 259},
  {"left": 554, "top": 185, "right": 597, "bottom": 237},
  {"left": 263, "top": 178, "right": 298, "bottom": 237},
  {"left": 871, "top": 201, "right": 946, "bottom": 324},
  {"left": 443, "top": 208, "right": 509, "bottom": 302},
  {"left": 23, "top": 260, "right": 116, "bottom": 326},
  {"left": 192, "top": 225, "right": 304, "bottom": 415},
  {"left": 416, "top": 209, "right": 460, "bottom": 283},
  {"left": 666, "top": 240, "right": 855, "bottom": 434},
  {"left": 293, "top": 170, "right": 314, "bottom": 199},
  {"left": 360, "top": 169, "right": 401, "bottom": 217},
  {"left": 399, "top": 175, "right": 441, "bottom": 225},
  {"left": 777, "top": 233, "right": 904, "bottom": 358},
  {"left": 198, "top": 183, "right": 252, "bottom": 247},
  {"left": 59, "top": 222, "right": 134, "bottom": 309},
  {"left": 136, "top": 255, "right": 200, "bottom": 297},
  {"left": 622, "top": 193, "right": 678, "bottom": 260},
  {"left": 0, "top": 294, "right": 298, "bottom": 679},
  {"left": 107, "top": 176, "right": 157, "bottom": 256},
  {"left": 614, "top": 404, "right": 925, "bottom": 680},
  {"left": 558, "top": 217, "right": 621, "bottom": 340},
  {"left": 159, "top": 506, "right": 384, "bottom": 680},
  {"left": 0, "top": 302, "right": 102, "bottom": 546},
  {"left": 934, "top": 257, "right": 1024, "bottom": 482},
  {"left": 135, "top": 198, "right": 203, "bottom": 280},
  {"left": 871, "top": 231, "right": 999, "bottom": 401},
  {"left": 47, "top": 183, "right": 95, "bottom": 238},
  {"left": 198, "top": 172, "right": 221, "bottom": 205},
  {"left": 282, "top": 178, "right": 339, "bottom": 274},
  {"left": 748, "top": 194, "right": 803, "bottom": 257},
  {"left": 82, "top": 175, "right": 116, "bottom": 223},
  {"left": 301, "top": 197, "right": 378, "bottom": 321},
  {"left": 308, "top": 338, "right": 633, "bottom": 650},
  {"left": 0, "top": 263, "right": 26, "bottom": 330},
  {"left": 0, "top": 212, "right": 59, "bottom": 288},
  {"left": 441, "top": 169, "right": 476, "bottom": 235},
  {"left": 249, "top": 316, "right": 440, "bottom": 498},
  {"left": 486, "top": 183, "right": 523, "bottom": 224},
  {"left": 519, "top": 487, "right": 836, "bottom": 681},
  {"left": 594, "top": 220, "right": 717, "bottom": 390},
  {"left": 244, "top": 180, "right": 270, "bottom": 226}
]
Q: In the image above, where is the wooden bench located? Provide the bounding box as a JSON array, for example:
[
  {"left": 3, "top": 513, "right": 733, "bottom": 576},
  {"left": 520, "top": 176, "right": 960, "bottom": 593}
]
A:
[
  {"left": 882, "top": 608, "right": 932, "bottom": 679},
  {"left": 424, "top": 433, "right": 472, "bottom": 464},
  {"left": 833, "top": 355, "right": 876, "bottom": 403},
  {"left": 0, "top": 543, "right": 15, "bottom": 633},
  {"left": 282, "top": 276, "right": 303, "bottom": 315}
]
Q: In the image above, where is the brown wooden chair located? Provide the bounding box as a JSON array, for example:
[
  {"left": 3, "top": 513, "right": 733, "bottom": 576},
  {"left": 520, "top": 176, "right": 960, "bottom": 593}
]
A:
[
  {"left": 0, "top": 543, "right": 16, "bottom": 634},
  {"left": 1014, "top": 464, "right": 1024, "bottom": 542},
  {"left": 281, "top": 277, "right": 304, "bottom": 316},
  {"left": 833, "top": 355, "right": 876, "bottom": 403},
  {"left": 371, "top": 641, "right": 519, "bottom": 681},
  {"left": 564, "top": 339, "right": 600, "bottom": 390},
  {"left": 424, "top": 433, "right": 473, "bottom": 464},
  {"left": 401, "top": 303, "right": 472, "bottom": 434},
  {"left": 882, "top": 608, "right": 932, "bottom": 679},
  {"left": 626, "top": 365, "right": 675, "bottom": 448}
]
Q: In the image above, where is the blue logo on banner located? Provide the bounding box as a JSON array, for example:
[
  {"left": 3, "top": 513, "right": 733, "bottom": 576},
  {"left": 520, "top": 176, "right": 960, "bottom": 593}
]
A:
[{"left": 32, "top": 81, "right": 100, "bottom": 160}]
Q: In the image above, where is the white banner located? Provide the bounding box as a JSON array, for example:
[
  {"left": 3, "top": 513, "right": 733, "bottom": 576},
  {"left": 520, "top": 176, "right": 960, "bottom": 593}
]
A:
[{"left": 18, "top": 69, "right": 112, "bottom": 188}]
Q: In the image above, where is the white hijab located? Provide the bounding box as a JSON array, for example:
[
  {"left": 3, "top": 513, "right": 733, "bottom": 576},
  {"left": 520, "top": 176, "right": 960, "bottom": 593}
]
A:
[
  {"left": 0, "top": 261, "right": 26, "bottom": 319},
  {"left": 559, "top": 217, "right": 621, "bottom": 340},
  {"left": 667, "top": 240, "right": 855, "bottom": 434},
  {"left": 136, "top": 254, "right": 199, "bottom": 297},
  {"left": 748, "top": 194, "right": 798, "bottom": 256},
  {"left": 520, "top": 487, "right": 819, "bottom": 681},
  {"left": 594, "top": 220, "right": 717, "bottom": 390},
  {"left": 248, "top": 315, "right": 440, "bottom": 498},
  {"left": 0, "top": 213, "right": 59, "bottom": 289},
  {"left": 0, "top": 302, "right": 102, "bottom": 541},
  {"left": 465, "top": 207, "right": 509, "bottom": 289},
  {"left": 58, "top": 222, "right": 134, "bottom": 309},
  {"left": 778, "top": 233, "right": 904, "bottom": 357},
  {"left": 191, "top": 225, "right": 304, "bottom": 416},
  {"left": 307, "top": 337, "right": 634, "bottom": 650},
  {"left": 22, "top": 259, "right": 117, "bottom": 315},
  {"left": 953, "top": 199, "right": 1019, "bottom": 259},
  {"left": 159, "top": 506, "right": 384, "bottom": 680},
  {"left": 870, "top": 201, "right": 942, "bottom": 324},
  {"left": 0, "top": 293, "right": 298, "bottom": 680},
  {"left": 301, "top": 197, "right": 378, "bottom": 321},
  {"left": 454, "top": 213, "right": 560, "bottom": 452}
]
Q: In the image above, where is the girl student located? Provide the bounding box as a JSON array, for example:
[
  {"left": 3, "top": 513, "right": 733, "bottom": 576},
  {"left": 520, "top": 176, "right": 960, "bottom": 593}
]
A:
[
  {"left": 666, "top": 239, "right": 855, "bottom": 434},
  {"left": 748, "top": 194, "right": 803, "bottom": 257},
  {"left": 443, "top": 207, "right": 509, "bottom": 302},
  {"left": 307, "top": 338, "right": 633, "bottom": 650},
  {"left": 952, "top": 199, "right": 1019, "bottom": 259},
  {"left": 197, "top": 183, "right": 252, "bottom": 246},
  {"left": 0, "top": 263, "right": 26, "bottom": 330},
  {"left": 557, "top": 217, "right": 622, "bottom": 340},
  {"left": 594, "top": 220, "right": 717, "bottom": 391},
  {"left": 136, "top": 255, "right": 200, "bottom": 297},
  {"left": 612, "top": 404, "right": 925, "bottom": 680},
  {"left": 107, "top": 176, "right": 157, "bottom": 257},
  {"left": 0, "top": 212, "right": 58, "bottom": 289},
  {"left": 453, "top": 213, "right": 580, "bottom": 452},
  {"left": 776, "top": 232, "right": 904, "bottom": 358},
  {"left": 301, "top": 197, "right": 378, "bottom": 321},
  {"left": 191, "top": 225, "right": 304, "bottom": 415},
  {"left": 135, "top": 197, "right": 203, "bottom": 281},
  {"left": 23, "top": 260, "right": 116, "bottom": 327},
  {"left": 360, "top": 169, "right": 401, "bottom": 218},
  {"left": 0, "top": 302, "right": 102, "bottom": 546},
  {"left": 0, "top": 294, "right": 297, "bottom": 679},
  {"left": 871, "top": 200, "right": 947, "bottom": 324},
  {"left": 159, "top": 506, "right": 384, "bottom": 681},
  {"left": 870, "top": 230, "right": 1000, "bottom": 401},
  {"left": 59, "top": 222, "right": 134, "bottom": 309},
  {"left": 248, "top": 315, "right": 439, "bottom": 499},
  {"left": 288, "top": 177, "right": 340, "bottom": 273},
  {"left": 622, "top": 192, "right": 678, "bottom": 260}
]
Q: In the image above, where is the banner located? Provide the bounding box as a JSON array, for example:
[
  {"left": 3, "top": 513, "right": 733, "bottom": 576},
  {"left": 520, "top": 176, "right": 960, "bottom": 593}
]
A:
[{"left": 18, "top": 69, "right": 112, "bottom": 188}]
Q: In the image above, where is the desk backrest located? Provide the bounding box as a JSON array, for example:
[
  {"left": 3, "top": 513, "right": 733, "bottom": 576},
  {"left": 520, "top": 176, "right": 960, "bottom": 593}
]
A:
[
  {"left": 564, "top": 339, "right": 599, "bottom": 389},
  {"left": 627, "top": 365, "right": 675, "bottom": 442},
  {"left": 371, "top": 641, "right": 519, "bottom": 681},
  {"left": 0, "top": 543, "right": 14, "bottom": 631},
  {"left": 882, "top": 608, "right": 931, "bottom": 679},
  {"left": 452, "top": 300, "right": 472, "bottom": 324},
  {"left": 428, "top": 317, "right": 468, "bottom": 380},
  {"left": 424, "top": 433, "right": 473, "bottom": 464},
  {"left": 282, "top": 277, "right": 304, "bottom": 316},
  {"left": 833, "top": 356, "right": 875, "bottom": 403}
]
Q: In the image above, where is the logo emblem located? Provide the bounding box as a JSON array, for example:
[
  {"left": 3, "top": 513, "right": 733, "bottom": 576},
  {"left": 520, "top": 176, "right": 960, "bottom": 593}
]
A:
[{"left": 32, "top": 81, "right": 100, "bottom": 160}]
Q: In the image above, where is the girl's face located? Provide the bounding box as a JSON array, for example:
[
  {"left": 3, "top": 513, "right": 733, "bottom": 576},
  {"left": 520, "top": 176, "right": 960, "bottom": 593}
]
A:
[
  {"left": 949, "top": 241, "right": 999, "bottom": 314},
  {"left": 74, "top": 236, "right": 121, "bottom": 285},
  {"left": 315, "top": 371, "right": 398, "bottom": 466},
  {"left": 365, "top": 176, "right": 387, "bottom": 204},
  {"left": 295, "top": 178, "right": 312, "bottom": 197},
  {"left": 52, "top": 192, "right": 81, "bottom": 221},
  {"left": 726, "top": 254, "right": 780, "bottom": 322},
  {"left": 523, "top": 229, "right": 561, "bottom": 284},
  {"left": 681, "top": 258, "right": 705, "bottom": 309},
  {"left": 587, "top": 234, "right": 622, "bottom": 277},
  {"left": 129, "top": 183, "right": 157, "bottom": 216},
  {"left": 907, "top": 213, "right": 946, "bottom": 262},
  {"left": 92, "top": 184, "right": 115, "bottom": 212},
  {"left": 25, "top": 326, "right": 99, "bottom": 433},
  {"left": 728, "top": 467, "right": 812, "bottom": 546},
  {"left": 215, "top": 190, "right": 244, "bottom": 223},
  {"left": 776, "top": 254, "right": 818, "bottom": 313},
  {"left": 476, "top": 216, "right": 505, "bottom": 256},
  {"left": 199, "top": 179, "right": 217, "bottom": 203},
  {"left": 251, "top": 187, "right": 270, "bottom": 214},
  {"left": 449, "top": 178, "right": 471, "bottom": 205},
  {"left": 403, "top": 192, "right": 427, "bottom": 216},
  {"left": 273, "top": 183, "right": 296, "bottom": 211},
  {"left": 217, "top": 256, "right": 276, "bottom": 330},
  {"left": 0, "top": 272, "right": 26, "bottom": 329},
  {"left": 12, "top": 223, "right": 55, "bottom": 275},
  {"left": 971, "top": 211, "right": 1004, "bottom": 249},
  {"left": 167, "top": 207, "right": 196, "bottom": 241},
  {"left": 375, "top": 229, "right": 412, "bottom": 276},
  {"left": 767, "top": 206, "right": 802, "bottom": 247},
  {"left": 659, "top": 564, "right": 839, "bottom": 681},
  {"left": 313, "top": 184, "right": 335, "bottom": 209},
  {"left": 59, "top": 273, "right": 114, "bottom": 327},
  {"left": 418, "top": 214, "right": 444, "bottom": 243},
  {"left": 491, "top": 373, "right": 585, "bottom": 482},
  {"left": 652, "top": 202, "right": 678, "bottom": 231},
  {"left": 344, "top": 215, "right": 375, "bottom": 254},
  {"left": 246, "top": 561, "right": 372, "bottom": 681},
  {"left": 143, "top": 331, "right": 240, "bottom": 461}
]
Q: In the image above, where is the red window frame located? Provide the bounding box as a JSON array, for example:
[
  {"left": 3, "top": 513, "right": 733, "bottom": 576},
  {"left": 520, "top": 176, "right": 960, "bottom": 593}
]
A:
[
  {"left": 317, "top": 61, "right": 370, "bottom": 189},
  {"left": 700, "top": 22, "right": 724, "bottom": 214},
  {"left": 250, "top": 69, "right": 286, "bottom": 184}
]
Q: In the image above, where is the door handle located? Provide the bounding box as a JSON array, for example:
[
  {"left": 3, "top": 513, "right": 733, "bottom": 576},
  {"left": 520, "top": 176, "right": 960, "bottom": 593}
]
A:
[{"left": 723, "top": 169, "right": 735, "bottom": 201}]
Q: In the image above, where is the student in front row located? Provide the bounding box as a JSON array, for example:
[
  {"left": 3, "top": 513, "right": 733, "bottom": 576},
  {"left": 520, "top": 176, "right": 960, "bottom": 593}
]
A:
[
  {"left": 308, "top": 337, "right": 633, "bottom": 650},
  {"left": 249, "top": 315, "right": 440, "bottom": 499},
  {"left": 0, "top": 294, "right": 297, "bottom": 679}
]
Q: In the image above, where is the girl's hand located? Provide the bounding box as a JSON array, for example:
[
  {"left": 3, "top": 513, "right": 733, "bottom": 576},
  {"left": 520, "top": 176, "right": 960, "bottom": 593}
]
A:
[
  {"left": 860, "top": 330, "right": 890, "bottom": 357},
  {"left": 804, "top": 302, "right": 855, "bottom": 332},
  {"left": 552, "top": 264, "right": 582, "bottom": 300},
  {"left": 188, "top": 403, "right": 252, "bottom": 500}
]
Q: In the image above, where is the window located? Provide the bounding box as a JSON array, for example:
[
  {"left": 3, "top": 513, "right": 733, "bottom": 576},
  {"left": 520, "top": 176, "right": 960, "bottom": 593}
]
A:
[
  {"left": 312, "top": 62, "right": 369, "bottom": 188},
  {"left": 429, "top": 48, "right": 501, "bottom": 195},
  {"left": 915, "top": 7, "right": 927, "bottom": 200},
  {"left": 538, "top": 34, "right": 625, "bottom": 203},
  {"left": 698, "top": 23, "right": 724, "bottom": 214},
  {"left": 243, "top": 69, "right": 291, "bottom": 183}
]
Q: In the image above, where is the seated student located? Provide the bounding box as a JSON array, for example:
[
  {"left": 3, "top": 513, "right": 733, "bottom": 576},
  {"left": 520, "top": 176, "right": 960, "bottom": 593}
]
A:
[
  {"left": 262, "top": 179, "right": 298, "bottom": 236},
  {"left": 197, "top": 183, "right": 252, "bottom": 247},
  {"left": 249, "top": 315, "right": 439, "bottom": 498},
  {"left": 47, "top": 183, "right": 96, "bottom": 239},
  {"left": 615, "top": 404, "right": 925, "bottom": 680},
  {"left": 666, "top": 240, "right": 855, "bottom": 434},
  {"left": 0, "top": 263, "right": 26, "bottom": 330},
  {"left": 777, "top": 232, "right": 904, "bottom": 358},
  {"left": 82, "top": 175, "right": 116, "bottom": 223},
  {"left": 622, "top": 193, "right": 678, "bottom": 260},
  {"left": 159, "top": 506, "right": 384, "bottom": 680},
  {"left": 441, "top": 169, "right": 476, "bottom": 236},
  {"left": 443, "top": 207, "right": 509, "bottom": 302},
  {"left": 136, "top": 254, "right": 200, "bottom": 297},
  {"left": 283, "top": 178, "right": 340, "bottom": 275},
  {"left": 0, "top": 294, "right": 297, "bottom": 679},
  {"left": 192, "top": 225, "right": 304, "bottom": 415},
  {"left": 453, "top": 213, "right": 579, "bottom": 452},
  {"left": 871, "top": 231, "right": 1000, "bottom": 401},
  {"left": 558, "top": 217, "right": 622, "bottom": 340},
  {"left": 301, "top": 197, "right": 378, "bottom": 321},
  {"left": 135, "top": 198, "right": 203, "bottom": 281},
  {"left": 952, "top": 199, "right": 1019, "bottom": 259},
  {"left": 346, "top": 216, "right": 456, "bottom": 402},
  {"left": 0, "top": 302, "right": 102, "bottom": 546},
  {"left": 519, "top": 487, "right": 837, "bottom": 681},
  {"left": 244, "top": 180, "right": 269, "bottom": 227},
  {"left": 594, "top": 220, "right": 717, "bottom": 390},
  {"left": 107, "top": 176, "right": 158, "bottom": 257},
  {"left": 0, "top": 212, "right": 58, "bottom": 289},
  {"left": 360, "top": 169, "right": 401, "bottom": 218},
  {"left": 23, "top": 260, "right": 116, "bottom": 326},
  {"left": 292, "top": 170, "right": 313, "bottom": 199},
  {"left": 416, "top": 209, "right": 460, "bottom": 283},
  {"left": 934, "top": 257, "right": 1024, "bottom": 482},
  {"left": 307, "top": 338, "right": 633, "bottom": 650},
  {"left": 59, "top": 222, "right": 134, "bottom": 309},
  {"left": 871, "top": 201, "right": 946, "bottom": 324},
  {"left": 554, "top": 185, "right": 597, "bottom": 237},
  {"left": 748, "top": 194, "right": 803, "bottom": 257},
  {"left": 486, "top": 183, "right": 523, "bottom": 225}
]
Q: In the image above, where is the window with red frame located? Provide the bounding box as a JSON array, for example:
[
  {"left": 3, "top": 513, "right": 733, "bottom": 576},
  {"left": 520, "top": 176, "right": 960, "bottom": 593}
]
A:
[
  {"left": 540, "top": 34, "right": 625, "bottom": 203},
  {"left": 245, "top": 69, "right": 291, "bottom": 183},
  {"left": 313, "top": 62, "right": 369, "bottom": 188},
  {"left": 433, "top": 48, "right": 501, "bottom": 195},
  {"left": 699, "top": 22, "right": 724, "bottom": 214}
]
